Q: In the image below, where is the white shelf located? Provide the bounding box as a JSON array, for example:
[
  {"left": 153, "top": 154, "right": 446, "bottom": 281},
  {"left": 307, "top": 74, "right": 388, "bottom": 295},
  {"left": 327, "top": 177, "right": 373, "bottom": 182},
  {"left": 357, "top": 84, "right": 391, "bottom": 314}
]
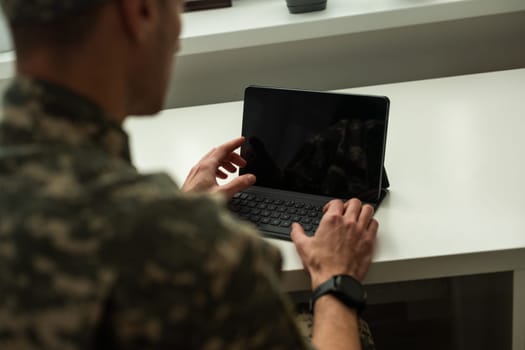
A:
[
  {"left": 0, "top": 0, "right": 523, "bottom": 80},
  {"left": 179, "top": 0, "right": 525, "bottom": 55}
]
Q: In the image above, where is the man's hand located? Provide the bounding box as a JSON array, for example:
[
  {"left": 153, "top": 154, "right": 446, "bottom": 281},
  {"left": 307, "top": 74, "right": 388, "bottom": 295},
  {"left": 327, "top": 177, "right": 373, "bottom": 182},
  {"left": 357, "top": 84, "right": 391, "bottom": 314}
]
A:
[
  {"left": 291, "top": 198, "right": 378, "bottom": 290},
  {"left": 182, "top": 137, "right": 256, "bottom": 199}
]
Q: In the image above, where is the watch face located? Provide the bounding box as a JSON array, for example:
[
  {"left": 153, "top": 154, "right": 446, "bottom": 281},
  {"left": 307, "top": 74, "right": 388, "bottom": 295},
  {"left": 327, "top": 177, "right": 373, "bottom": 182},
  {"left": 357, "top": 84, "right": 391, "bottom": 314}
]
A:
[
  {"left": 337, "top": 275, "right": 367, "bottom": 303},
  {"left": 311, "top": 275, "right": 367, "bottom": 314}
]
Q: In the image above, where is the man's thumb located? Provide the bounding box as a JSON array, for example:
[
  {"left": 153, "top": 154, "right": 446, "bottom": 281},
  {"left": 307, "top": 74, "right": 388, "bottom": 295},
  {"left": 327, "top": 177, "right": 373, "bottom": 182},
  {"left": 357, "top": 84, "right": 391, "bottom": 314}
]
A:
[
  {"left": 290, "top": 222, "right": 308, "bottom": 247},
  {"left": 221, "top": 174, "right": 256, "bottom": 198}
]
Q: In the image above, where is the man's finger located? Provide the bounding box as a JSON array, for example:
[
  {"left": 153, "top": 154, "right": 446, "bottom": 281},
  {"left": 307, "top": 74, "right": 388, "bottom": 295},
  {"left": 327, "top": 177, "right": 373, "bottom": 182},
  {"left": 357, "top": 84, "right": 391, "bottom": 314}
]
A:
[
  {"left": 219, "top": 174, "right": 256, "bottom": 198},
  {"left": 228, "top": 152, "right": 247, "bottom": 167},
  {"left": 317, "top": 200, "right": 345, "bottom": 235},
  {"left": 323, "top": 199, "right": 345, "bottom": 216},
  {"left": 216, "top": 169, "right": 228, "bottom": 179},
  {"left": 290, "top": 222, "right": 308, "bottom": 251},
  {"left": 221, "top": 161, "right": 237, "bottom": 173},
  {"left": 344, "top": 198, "right": 362, "bottom": 222},
  {"left": 358, "top": 204, "right": 375, "bottom": 227},
  {"left": 212, "top": 137, "right": 245, "bottom": 162},
  {"left": 367, "top": 218, "right": 379, "bottom": 234},
  {"left": 361, "top": 219, "right": 379, "bottom": 251}
]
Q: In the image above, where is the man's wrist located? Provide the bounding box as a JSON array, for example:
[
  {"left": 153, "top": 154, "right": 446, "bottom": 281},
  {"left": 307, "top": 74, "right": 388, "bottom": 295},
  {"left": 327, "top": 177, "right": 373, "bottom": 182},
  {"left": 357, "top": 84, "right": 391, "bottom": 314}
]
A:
[
  {"left": 311, "top": 274, "right": 339, "bottom": 290},
  {"left": 313, "top": 294, "right": 359, "bottom": 318}
]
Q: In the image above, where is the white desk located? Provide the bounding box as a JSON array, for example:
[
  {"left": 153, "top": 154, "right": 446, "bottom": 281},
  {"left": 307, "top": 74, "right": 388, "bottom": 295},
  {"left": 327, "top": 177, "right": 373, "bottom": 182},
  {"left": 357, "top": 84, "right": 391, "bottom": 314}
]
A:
[{"left": 126, "top": 69, "right": 525, "bottom": 350}]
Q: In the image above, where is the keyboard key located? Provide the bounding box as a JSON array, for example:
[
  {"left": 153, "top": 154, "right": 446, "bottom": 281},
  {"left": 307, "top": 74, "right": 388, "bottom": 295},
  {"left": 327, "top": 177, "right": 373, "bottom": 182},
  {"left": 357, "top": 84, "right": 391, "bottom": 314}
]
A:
[
  {"left": 280, "top": 221, "right": 292, "bottom": 227},
  {"left": 228, "top": 192, "right": 328, "bottom": 240}
]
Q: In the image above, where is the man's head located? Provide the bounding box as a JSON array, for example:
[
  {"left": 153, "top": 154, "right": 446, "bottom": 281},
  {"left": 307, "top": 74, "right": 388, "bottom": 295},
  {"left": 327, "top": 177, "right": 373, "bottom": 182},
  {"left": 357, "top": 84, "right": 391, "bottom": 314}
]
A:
[
  {"left": 0, "top": 0, "right": 108, "bottom": 24},
  {"left": 1, "top": 0, "right": 184, "bottom": 118}
]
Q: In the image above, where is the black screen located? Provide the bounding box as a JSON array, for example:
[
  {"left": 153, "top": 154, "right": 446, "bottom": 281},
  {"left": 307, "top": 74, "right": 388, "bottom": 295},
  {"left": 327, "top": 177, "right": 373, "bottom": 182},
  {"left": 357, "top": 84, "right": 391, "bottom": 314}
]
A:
[{"left": 240, "top": 86, "right": 389, "bottom": 202}]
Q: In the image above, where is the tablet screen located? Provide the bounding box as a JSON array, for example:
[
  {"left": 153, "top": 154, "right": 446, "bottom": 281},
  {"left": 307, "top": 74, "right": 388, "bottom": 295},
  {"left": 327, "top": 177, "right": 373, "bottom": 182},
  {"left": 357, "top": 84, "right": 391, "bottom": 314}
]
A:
[{"left": 240, "top": 86, "right": 389, "bottom": 202}]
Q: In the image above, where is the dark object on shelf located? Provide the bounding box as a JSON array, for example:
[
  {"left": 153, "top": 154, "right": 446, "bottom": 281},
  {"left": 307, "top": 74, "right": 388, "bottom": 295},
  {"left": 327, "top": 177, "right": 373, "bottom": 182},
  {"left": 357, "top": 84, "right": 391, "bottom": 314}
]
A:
[
  {"left": 286, "top": 0, "right": 327, "bottom": 14},
  {"left": 185, "top": 0, "right": 232, "bottom": 12}
]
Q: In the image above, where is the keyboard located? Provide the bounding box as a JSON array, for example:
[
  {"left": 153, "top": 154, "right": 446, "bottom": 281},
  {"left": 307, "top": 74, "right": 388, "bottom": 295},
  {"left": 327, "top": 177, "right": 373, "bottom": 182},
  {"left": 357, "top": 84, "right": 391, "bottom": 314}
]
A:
[{"left": 228, "top": 191, "right": 325, "bottom": 240}]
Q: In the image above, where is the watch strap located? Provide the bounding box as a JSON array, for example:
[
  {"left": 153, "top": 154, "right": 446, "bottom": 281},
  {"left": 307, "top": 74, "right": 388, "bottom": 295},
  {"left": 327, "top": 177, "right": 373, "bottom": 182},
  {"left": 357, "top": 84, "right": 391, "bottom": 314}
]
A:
[{"left": 310, "top": 275, "right": 367, "bottom": 314}]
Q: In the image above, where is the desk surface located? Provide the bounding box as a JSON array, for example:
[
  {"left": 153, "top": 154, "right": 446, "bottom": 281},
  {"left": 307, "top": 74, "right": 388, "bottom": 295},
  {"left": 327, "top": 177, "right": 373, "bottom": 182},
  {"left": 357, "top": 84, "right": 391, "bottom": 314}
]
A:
[{"left": 126, "top": 69, "right": 525, "bottom": 290}]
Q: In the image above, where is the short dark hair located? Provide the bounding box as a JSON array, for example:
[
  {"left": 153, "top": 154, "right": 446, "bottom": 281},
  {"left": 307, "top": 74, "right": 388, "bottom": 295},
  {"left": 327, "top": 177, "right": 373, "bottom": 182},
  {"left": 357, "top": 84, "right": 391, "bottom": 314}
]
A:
[{"left": 9, "top": 3, "right": 105, "bottom": 56}]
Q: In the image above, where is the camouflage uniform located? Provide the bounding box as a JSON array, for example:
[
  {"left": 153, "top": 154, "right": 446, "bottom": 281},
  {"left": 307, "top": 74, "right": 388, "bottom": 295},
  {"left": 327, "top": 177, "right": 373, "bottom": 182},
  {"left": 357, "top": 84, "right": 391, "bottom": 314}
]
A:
[
  {"left": 0, "top": 76, "right": 310, "bottom": 349},
  {"left": 0, "top": 2, "right": 376, "bottom": 350}
]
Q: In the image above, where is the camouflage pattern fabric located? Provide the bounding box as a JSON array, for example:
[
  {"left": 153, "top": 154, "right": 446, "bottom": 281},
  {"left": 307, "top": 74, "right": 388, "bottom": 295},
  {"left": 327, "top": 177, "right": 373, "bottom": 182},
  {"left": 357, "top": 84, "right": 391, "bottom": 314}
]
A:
[
  {"left": 0, "top": 76, "right": 312, "bottom": 349},
  {"left": 0, "top": 0, "right": 107, "bottom": 23},
  {"left": 295, "top": 304, "right": 376, "bottom": 350}
]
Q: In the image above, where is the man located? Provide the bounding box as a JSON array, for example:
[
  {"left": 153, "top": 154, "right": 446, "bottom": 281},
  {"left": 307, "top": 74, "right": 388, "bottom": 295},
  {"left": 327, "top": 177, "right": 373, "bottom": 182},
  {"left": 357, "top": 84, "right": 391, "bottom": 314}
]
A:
[{"left": 0, "top": 1, "right": 379, "bottom": 349}]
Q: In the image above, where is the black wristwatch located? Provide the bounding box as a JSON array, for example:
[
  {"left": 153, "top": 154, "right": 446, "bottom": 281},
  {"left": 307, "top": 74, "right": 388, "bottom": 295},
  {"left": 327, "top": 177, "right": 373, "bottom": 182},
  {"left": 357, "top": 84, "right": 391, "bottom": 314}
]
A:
[{"left": 310, "top": 275, "right": 367, "bottom": 314}]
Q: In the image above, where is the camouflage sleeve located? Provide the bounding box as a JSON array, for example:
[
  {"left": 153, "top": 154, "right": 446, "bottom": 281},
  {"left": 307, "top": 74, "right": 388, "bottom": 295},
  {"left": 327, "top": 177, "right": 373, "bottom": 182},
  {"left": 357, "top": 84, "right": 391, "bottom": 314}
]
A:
[
  {"left": 296, "top": 304, "right": 376, "bottom": 349},
  {"left": 103, "top": 194, "right": 311, "bottom": 350}
]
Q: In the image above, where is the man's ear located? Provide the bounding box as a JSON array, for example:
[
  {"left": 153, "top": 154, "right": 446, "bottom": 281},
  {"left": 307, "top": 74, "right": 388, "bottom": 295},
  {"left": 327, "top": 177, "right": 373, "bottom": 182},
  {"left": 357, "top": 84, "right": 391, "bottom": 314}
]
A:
[{"left": 116, "top": 0, "right": 157, "bottom": 44}]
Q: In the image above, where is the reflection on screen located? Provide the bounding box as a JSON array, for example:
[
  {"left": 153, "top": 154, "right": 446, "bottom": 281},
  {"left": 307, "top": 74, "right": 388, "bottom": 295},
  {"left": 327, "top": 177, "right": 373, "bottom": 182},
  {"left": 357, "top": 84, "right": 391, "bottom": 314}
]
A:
[{"left": 240, "top": 87, "right": 388, "bottom": 202}]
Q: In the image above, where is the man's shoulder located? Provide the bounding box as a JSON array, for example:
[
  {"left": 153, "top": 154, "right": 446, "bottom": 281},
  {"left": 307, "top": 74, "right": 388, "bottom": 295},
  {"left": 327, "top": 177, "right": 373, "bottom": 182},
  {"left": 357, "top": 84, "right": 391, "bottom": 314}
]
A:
[
  {"left": 0, "top": 141, "right": 176, "bottom": 201},
  {"left": 112, "top": 192, "right": 283, "bottom": 272},
  {"left": 121, "top": 192, "right": 262, "bottom": 245}
]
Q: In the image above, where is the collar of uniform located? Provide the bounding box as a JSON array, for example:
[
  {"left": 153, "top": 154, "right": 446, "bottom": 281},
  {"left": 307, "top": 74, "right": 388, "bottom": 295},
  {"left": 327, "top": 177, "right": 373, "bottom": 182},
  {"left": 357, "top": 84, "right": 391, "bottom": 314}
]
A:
[{"left": 2, "top": 75, "right": 131, "bottom": 163}]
